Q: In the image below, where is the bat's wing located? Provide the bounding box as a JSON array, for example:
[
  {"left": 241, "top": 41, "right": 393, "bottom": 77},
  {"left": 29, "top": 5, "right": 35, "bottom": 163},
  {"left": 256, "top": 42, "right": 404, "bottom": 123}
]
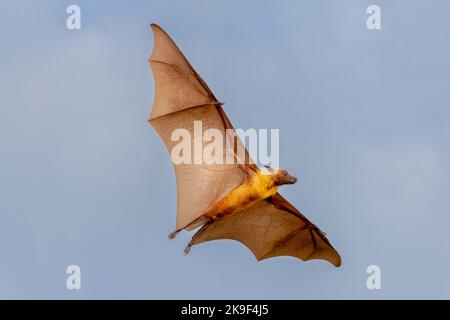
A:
[
  {"left": 148, "top": 24, "right": 257, "bottom": 230},
  {"left": 189, "top": 193, "right": 341, "bottom": 267}
]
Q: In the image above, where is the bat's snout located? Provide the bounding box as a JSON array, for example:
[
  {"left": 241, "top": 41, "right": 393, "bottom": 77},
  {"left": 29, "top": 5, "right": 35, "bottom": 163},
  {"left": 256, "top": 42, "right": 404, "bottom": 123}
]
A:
[
  {"left": 286, "top": 175, "right": 297, "bottom": 184},
  {"left": 274, "top": 170, "right": 298, "bottom": 186}
]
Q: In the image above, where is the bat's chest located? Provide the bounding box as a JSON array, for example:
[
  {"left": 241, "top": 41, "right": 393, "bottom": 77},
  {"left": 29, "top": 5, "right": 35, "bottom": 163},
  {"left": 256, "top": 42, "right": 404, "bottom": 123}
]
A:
[{"left": 207, "top": 174, "right": 277, "bottom": 218}]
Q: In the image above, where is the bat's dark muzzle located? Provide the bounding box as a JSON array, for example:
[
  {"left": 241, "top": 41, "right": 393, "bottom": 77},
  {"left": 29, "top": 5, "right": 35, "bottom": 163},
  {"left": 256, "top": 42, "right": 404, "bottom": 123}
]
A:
[
  {"left": 274, "top": 171, "right": 298, "bottom": 185},
  {"left": 285, "top": 174, "right": 297, "bottom": 184}
]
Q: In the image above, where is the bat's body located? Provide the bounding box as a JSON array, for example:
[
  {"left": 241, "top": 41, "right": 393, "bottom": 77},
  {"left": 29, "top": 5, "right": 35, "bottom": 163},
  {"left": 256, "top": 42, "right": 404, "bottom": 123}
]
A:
[
  {"left": 148, "top": 24, "right": 342, "bottom": 267},
  {"left": 206, "top": 170, "right": 279, "bottom": 218},
  {"left": 170, "top": 168, "right": 296, "bottom": 240}
]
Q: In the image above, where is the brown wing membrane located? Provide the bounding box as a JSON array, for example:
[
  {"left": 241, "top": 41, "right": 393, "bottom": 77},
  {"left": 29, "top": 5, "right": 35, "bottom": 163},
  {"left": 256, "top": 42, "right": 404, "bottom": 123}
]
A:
[
  {"left": 148, "top": 24, "right": 340, "bottom": 266},
  {"left": 151, "top": 106, "right": 246, "bottom": 229},
  {"left": 148, "top": 24, "right": 255, "bottom": 229},
  {"left": 149, "top": 24, "right": 218, "bottom": 120},
  {"left": 189, "top": 193, "right": 341, "bottom": 267}
]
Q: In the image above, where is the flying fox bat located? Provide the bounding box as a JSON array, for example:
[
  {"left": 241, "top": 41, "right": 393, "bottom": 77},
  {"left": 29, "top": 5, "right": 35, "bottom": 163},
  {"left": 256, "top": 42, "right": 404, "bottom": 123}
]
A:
[{"left": 148, "top": 23, "right": 341, "bottom": 267}]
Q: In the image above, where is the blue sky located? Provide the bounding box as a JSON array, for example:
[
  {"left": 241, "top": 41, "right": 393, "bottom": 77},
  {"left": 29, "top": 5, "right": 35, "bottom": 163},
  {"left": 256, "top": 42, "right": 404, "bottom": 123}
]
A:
[{"left": 0, "top": 0, "right": 449, "bottom": 298}]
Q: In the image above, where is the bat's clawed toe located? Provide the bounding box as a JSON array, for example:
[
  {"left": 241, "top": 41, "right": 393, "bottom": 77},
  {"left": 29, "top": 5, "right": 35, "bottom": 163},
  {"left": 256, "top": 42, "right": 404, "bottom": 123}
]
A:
[{"left": 184, "top": 242, "right": 193, "bottom": 255}]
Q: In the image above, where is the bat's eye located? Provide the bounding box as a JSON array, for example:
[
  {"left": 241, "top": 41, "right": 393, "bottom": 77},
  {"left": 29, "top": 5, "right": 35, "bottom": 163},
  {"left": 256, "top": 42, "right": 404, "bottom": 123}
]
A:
[{"left": 282, "top": 170, "right": 287, "bottom": 176}]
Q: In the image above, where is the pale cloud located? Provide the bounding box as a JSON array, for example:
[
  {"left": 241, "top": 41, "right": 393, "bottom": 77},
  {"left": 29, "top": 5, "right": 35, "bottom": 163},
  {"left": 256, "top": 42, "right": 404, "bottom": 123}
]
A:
[{"left": 363, "top": 140, "right": 443, "bottom": 224}]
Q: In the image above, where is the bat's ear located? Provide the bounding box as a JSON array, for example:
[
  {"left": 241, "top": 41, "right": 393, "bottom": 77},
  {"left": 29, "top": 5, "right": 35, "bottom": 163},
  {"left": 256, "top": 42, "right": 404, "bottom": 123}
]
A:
[{"left": 263, "top": 164, "right": 275, "bottom": 173}]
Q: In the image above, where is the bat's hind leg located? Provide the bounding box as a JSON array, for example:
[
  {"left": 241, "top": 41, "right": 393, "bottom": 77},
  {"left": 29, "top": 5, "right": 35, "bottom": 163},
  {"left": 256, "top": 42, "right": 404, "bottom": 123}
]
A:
[
  {"left": 168, "top": 215, "right": 208, "bottom": 240},
  {"left": 184, "top": 219, "right": 214, "bottom": 255}
]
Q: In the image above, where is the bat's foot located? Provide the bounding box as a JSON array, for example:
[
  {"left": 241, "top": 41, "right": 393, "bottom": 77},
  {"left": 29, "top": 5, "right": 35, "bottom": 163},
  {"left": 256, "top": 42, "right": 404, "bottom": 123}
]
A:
[
  {"left": 168, "top": 229, "right": 180, "bottom": 240},
  {"left": 184, "top": 242, "right": 193, "bottom": 255}
]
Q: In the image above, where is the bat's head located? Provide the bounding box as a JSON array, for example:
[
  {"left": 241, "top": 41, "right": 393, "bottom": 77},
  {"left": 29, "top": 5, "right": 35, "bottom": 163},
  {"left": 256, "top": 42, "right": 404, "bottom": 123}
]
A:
[{"left": 271, "top": 168, "right": 298, "bottom": 186}]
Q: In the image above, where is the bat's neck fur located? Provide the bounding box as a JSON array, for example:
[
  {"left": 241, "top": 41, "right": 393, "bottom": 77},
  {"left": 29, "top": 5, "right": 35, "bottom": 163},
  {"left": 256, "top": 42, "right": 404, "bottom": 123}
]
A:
[{"left": 248, "top": 171, "right": 279, "bottom": 199}]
